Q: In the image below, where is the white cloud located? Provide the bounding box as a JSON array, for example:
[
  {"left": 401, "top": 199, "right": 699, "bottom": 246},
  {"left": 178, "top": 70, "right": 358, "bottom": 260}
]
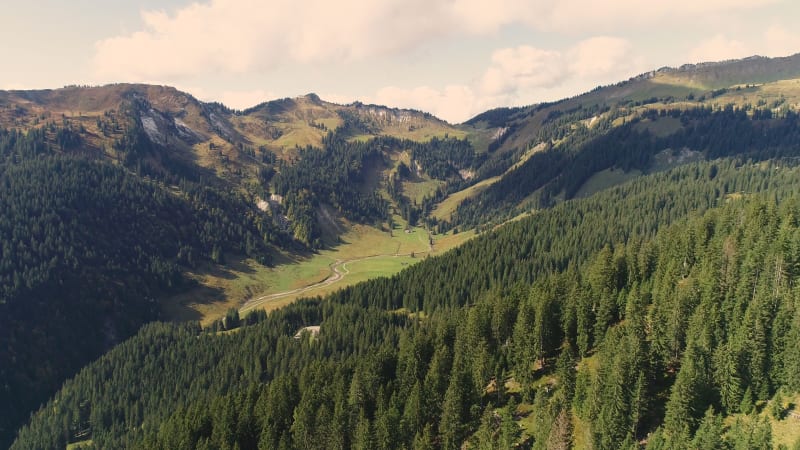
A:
[
  {"left": 86, "top": 0, "right": 794, "bottom": 123},
  {"left": 216, "top": 89, "right": 275, "bottom": 110},
  {"left": 567, "top": 36, "right": 634, "bottom": 78},
  {"left": 763, "top": 26, "right": 800, "bottom": 57},
  {"left": 688, "top": 28, "right": 800, "bottom": 64},
  {"left": 479, "top": 37, "right": 637, "bottom": 99},
  {"left": 91, "top": 0, "right": 778, "bottom": 82},
  {"left": 689, "top": 35, "right": 751, "bottom": 63},
  {"left": 515, "top": 0, "right": 780, "bottom": 33},
  {"left": 93, "top": 0, "right": 454, "bottom": 81},
  {"left": 2, "top": 83, "right": 28, "bottom": 91},
  {"left": 365, "top": 37, "right": 642, "bottom": 123},
  {"left": 480, "top": 46, "right": 565, "bottom": 96}
]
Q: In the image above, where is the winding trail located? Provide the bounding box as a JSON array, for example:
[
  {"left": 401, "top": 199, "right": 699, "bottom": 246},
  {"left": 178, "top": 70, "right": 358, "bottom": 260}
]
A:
[
  {"left": 239, "top": 230, "right": 434, "bottom": 313},
  {"left": 240, "top": 254, "right": 396, "bottom": 313}
]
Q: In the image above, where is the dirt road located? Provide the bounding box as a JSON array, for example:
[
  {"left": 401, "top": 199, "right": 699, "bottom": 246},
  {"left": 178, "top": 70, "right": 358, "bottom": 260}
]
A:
[
  {"left": 239, "top": 230, "right": 434, "bottom": 313},
  {"left": 239, "top": 254, "right": 382, "bottom": 313}
]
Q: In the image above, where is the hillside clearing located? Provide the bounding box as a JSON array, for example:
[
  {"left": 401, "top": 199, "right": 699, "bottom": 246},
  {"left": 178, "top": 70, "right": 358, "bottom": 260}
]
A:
[
  {"left": 574, "top": 168, "right": 642, "bottom": 198},
  {"left": 162, "top": 218, "right": 471, "bottom": 325},
  {"left": 431, "top": 176, "right": 500, "bottom": 221}
]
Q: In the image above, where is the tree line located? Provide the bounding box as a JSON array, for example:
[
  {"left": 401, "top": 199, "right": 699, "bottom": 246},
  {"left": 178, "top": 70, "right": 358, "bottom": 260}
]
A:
[
  {"left": 11, "top": 157, "right": 800, "bottom": 449},
  {"left": 0, "top": 125, "right": 284, "bottom": 447},
  {"left": 448, "top": 106, "right": 800, "bottom": 231}
]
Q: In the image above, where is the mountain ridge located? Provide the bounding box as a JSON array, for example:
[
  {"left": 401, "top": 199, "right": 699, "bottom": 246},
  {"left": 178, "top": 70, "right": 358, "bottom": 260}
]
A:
[{"left": 5, "top": 52, "right": 800, "bottom": 448}]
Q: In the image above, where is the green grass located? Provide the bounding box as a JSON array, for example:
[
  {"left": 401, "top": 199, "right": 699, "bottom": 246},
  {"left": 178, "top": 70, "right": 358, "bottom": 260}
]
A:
[
  {"left": 345, "top": 120, "right": 468, "bottom": 145},
  {"left": 433, "top": 228, "right": 476, "bottom": 249},
  {"left": 347, "top": 134, "right": 373, "bottom": 143},
  {"left": 261, "top": 253, "right": 335, "bottom": 291},
  {"left": 431, "top": 176, "right": 499, "bottom": 221},
  {"left": 629, "top": 79, "right": 700, "bottom": 100},
  {"left": 430, "top": 142, "right": 547, "bottom": 221},
  {"left": 574, "top": 168, "right": 642, "bottom": 198},
  {"left": 721, "top": 392, "right": 800, "bottom": 449},
  {"left": 704, "top": 78, "right": 800, "bottom": 112},
  {"left": 392, "top": 226, "right": 433, "bottom": 255},
  {"left": 572, "top": 413, "right": 593, "bottom": 450},
  {"left": 515, "top": 402, "right": 538, "bottom": 437},
  {"left": 401, "top": 178, "right": 444, "bottom": 205},
  {"left": 511, "top": 355, "right": 598, "bottom": 448},
  {"left": 464, "top": 128, "right": 501, "bottom": 153},
  {"left": 316, "top": 117, "right": 342, "bottom": 130},
  {"left": 161, "top": 253, "right": 334, "bottom": 326},
  {"left": 272, "top": 126, "right": 327, "bottom": 150},
  {"left": 163, "top": 216, "right": 466, "bottom": 324},
  {"left": 66, "top": 440, "right": 93, "bottom": 449},
  {"left": 770, "top": 392, "right": 800, "bottom": 448},
  {"left": 634, "top": 116, "right": 683, "bottom": 137},
  {"left": 343, "top": 255, "right": 419, "bottom": 279},
  {"left": 381, "top": 123, "right": 469, "bottom": 142}
]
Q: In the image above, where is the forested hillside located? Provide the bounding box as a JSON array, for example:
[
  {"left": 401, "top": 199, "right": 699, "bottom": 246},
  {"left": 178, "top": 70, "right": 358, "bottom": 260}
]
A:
[
  {"left": 6, "top": 54, "right": 800, "bottom": 449},
  {"left": 0, "top": 133, "right": 280, "bottom": 447},
  {"left": 447, "top": 105, "right": 800, "bottom": 231},
  {"left": 0, "top": 83, "right": 481, "bottom": 445},
  {"left": 12, "top": 157, "right": 800, "bottom": 449},
  {"left": 440, "top": 53, "right": 800, "bottom": 231}
]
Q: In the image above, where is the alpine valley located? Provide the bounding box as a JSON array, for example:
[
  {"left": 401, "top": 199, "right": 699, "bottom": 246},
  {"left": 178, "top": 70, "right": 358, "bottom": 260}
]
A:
[{"left": 5, "top": 53, "right": 800, "bottom": 449}]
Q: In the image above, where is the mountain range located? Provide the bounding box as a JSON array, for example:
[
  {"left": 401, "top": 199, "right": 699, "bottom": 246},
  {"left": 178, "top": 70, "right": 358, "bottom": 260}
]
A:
[{"left": 3, "top": 53, "right": 800, "bottom": 449}]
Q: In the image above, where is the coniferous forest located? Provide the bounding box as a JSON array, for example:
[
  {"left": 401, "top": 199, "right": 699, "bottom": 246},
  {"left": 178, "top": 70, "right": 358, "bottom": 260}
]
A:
[
  {"left": 0, "top": 126, "right": 280, "bottom": 447},
  {"left": 6, "top": 55, "right": 800, "bottom": 449},
  {"left": 10, "top": 156, "right": 800, "bottom": 449}
]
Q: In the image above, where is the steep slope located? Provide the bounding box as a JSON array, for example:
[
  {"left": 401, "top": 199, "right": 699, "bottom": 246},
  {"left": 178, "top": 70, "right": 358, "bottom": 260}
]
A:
[
  {"left": 0, "top": 157, "right": 279, "bottom": 448},
  {"left": 6, "top": 53, "right": 800, "bottom": 449},
  {"left": 0, "top": 86, "right": 283, "bottom": 447},
  {"left": 439, "top": 53, "right": 800, "bottom": 230},
  {"left": 11, "top": 157, "right": 800, "bottom": 449},
  {"left": 236, "top": 94, "right": 469, "bottom": 156},
  {"left": 0, "top": 85, "right": 481, "bottom": 446}
]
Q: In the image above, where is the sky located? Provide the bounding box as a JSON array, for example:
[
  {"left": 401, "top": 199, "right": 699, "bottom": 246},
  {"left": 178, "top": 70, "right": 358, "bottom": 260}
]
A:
[{"left": 2, "top": 1, "right": 800, "bottom": 123}]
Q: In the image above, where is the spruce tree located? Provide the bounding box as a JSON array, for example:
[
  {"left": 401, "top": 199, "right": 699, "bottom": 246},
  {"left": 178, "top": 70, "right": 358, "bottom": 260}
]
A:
[{"left": 691, "top": 408, "right": 725, "bottom": 450}]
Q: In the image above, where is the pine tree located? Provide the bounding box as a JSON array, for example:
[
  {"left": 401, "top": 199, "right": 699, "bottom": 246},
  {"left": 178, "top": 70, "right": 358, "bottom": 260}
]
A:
[
  {"left": 771, "top": 390, "right": 785, "bottom": 419},
  {"left": 781, "top": 307, "right": 800, "bottom": 390},
  {"left": 412, "top": 424, "right": 435, "bottom": 450},
  {"left": 402, "top": 381, "right": 425, "bottom": 436},
  {"left": 645, "top": 427, "right": 667, "bottom": 450},
  {"left": 352, "top": 413, "right": 374, "bottom": 450},
  {"left": 727, "top": 416, "right": 772, "bottom": 450},
  {"left": 691, "top": 408, "right": 725, "bottom": 450},
  {"left": 439, "top": 364, "right": 473, "bottom": 450},
  {"left": 471, "top": 405, "right": 498, "bottom": 450},
  {"left": 498, "top": 399, "right": 520, "bottom": 449},
  {"left": 556, "top": 345, "right": 577, "bottom": 404},
  {"left": 739, "top": 387, "right": 754, "bottom": 415},
  {"left": 714, "top": 342, "right": 743, "bottom": 414},
  {"left": 663, "top": 342, "right": 712, "bottom": 434}
]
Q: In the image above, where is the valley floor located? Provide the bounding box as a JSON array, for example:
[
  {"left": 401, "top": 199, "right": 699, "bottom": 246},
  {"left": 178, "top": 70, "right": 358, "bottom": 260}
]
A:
[{"left": 162, "top": 222, "right": 476, "bottom": 325}]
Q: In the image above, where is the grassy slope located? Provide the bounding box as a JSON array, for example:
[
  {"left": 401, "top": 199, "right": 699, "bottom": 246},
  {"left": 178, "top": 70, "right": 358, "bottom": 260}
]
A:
[
  {"left": 237, "top": 95, "right": 470, "bottom": 156},
  {"left": 573, "top": 168, "right": 642, "bottom": 198},
  {"left": 0, "top": 86, "right": 480, "bottom": 325},
  {"left": 769, "top": 393, "right": 800, "bottom": 448},
  {"left": 402, "top": 178, "right": 444, "bottom": 204},
  {"left": 163, "top": 217, "right": 476, "bottom": 324},
  {"left": 451, "top": 63, "right": 800, "bottom": 222},
  {"left": 429, "top": 141, "right": 549, "bottom": 222},
  {"left": 177, "top": 100, "right": 475, "bottom": 322},
  {"left": 10, "top": 56, "right": 800, "bottom": 328},
  {"left": 431, "top": 176, "right": 500, "bottom": 221}
]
